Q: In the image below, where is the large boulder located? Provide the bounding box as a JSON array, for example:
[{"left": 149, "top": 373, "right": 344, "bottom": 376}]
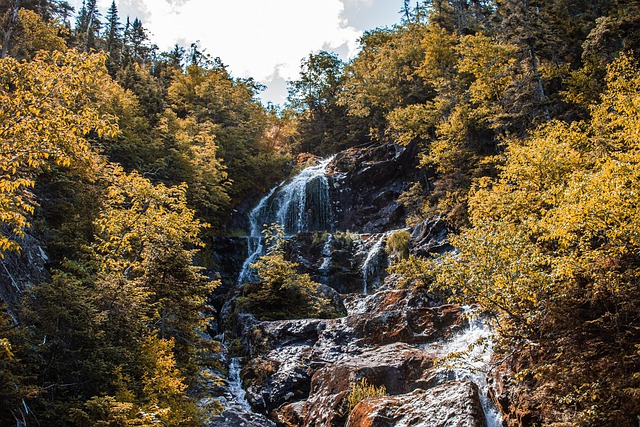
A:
[
  {"left": 239, "top": 288, "right": 465, "bottom": 417},
  {"left": 302, "top": 343, "right": 436, "bottom": 427},
  {"left": 345, "top": 381, "right": 487, "bottom": 427}
]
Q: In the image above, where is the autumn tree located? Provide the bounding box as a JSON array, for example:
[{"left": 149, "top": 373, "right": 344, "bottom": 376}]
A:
[
  {"left": 405, "top": 55, "right": 640, "bottom": 425},
  {"left": 0, "top": 50, "right": 117, "bottom": 256},
  {"left": 238, "top": 225, "right": 336, "bottom": 320},
  {"left": 167, "top": 62, "right": 287, "bottom": 209}
]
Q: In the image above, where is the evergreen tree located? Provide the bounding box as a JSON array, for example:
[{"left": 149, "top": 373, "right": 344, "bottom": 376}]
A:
[
  {"left": 127, "top": 17, "right": 150, "bottom": 65},
  {"left": 103, "top": 0, "right": 122, "bottom": 74},
  {"left": 74, "top": 0, "right": 101, "bottom": 52}
]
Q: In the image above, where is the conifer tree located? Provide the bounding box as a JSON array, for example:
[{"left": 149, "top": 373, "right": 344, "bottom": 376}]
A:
[
  {"left": 75, "top": 0, "right": 101, "bottom": 52},
  {"left": 103, "top": 1, "right": 122, "bottom": 74}
]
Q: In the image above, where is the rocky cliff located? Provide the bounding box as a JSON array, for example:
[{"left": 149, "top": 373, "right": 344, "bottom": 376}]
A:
[{"left": 205, "top": 143, "right": 504, "bottom": 427}]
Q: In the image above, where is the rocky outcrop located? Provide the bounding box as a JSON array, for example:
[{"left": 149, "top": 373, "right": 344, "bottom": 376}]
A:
[
  {"left": 209, "top": 142, "right": 502, "bottom": 427},
  {"left": 345, "top": 381, "right": 487, "bottom": 427},
  {"left": 410, "top": 217, "right": 452, "bottom": 256},
  {"left": 328, "top": 143, "right": 419, "bottom": 233},
  {"left": 232, "top": 287, "right": 469, "bottom": 425},
  {"left": 303, "top": 343, "right": 435, "bottom": 427},
  {"left": 0, "top": 233, "right": 49, "bottom": 316}
]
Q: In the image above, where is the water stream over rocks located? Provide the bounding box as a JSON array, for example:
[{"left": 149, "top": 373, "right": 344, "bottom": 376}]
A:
[
  {"left": 433, "top": 310, "right": 504, "bottom": 427},
  {"left": 209, "top": 145, "right": 504, "bottom": 426},
  {"left": 238, "top": 157, "right": 334, "bottom": 284}
]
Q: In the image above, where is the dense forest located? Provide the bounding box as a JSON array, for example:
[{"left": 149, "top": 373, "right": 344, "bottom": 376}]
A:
[{"left": 1, "top": 0, "right": 639, "bottom": 425}]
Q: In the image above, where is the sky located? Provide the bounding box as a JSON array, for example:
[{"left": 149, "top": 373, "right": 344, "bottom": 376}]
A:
[{"left": 70, "top": 0, "right": 405, "bottom": 105}]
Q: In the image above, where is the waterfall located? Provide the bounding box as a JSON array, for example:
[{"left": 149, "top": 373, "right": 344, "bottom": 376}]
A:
[
  {"left": 238, "top": 157, "right": 334, "bottom": 283},
  {"left": 361, "top": 233, "right": 387, "bottom": 294},
  {"left": 237, "top": 187, "right": 277, "bottom": 284},
  {"left": 228, "top": 358, "right": 251, "bottom": 411},
  {"left": 320, "top": 233, "right": 333, "bottom": 274},
  {"left": 435, "top": 310, "right": 503, "bottom": 427}
]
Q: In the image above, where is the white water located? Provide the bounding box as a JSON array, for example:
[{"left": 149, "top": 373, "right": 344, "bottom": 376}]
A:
[
  {"left": 237, "top": 157, "right": 334, "bottom": 284},
  {"left": 435, "top": 311, "right": 503, "bottom": 427},
  {"left": 320, "top": 233, "right": 333, "bottom": 273},
  {"left": 228, "top": 357, "right": 252, "bottom": 411},
  {"left": 361, "top": 233, "right": 387, "bottom": 294}
]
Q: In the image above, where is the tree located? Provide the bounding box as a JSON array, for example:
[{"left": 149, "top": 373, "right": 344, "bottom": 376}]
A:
[
  {"left": 339, "top": 24, "right": 432, "bottom": 139},
  {"left": 0, "top": 50, "right": 118, "bottom": 256},
  {"left": 287, "top": 51, "right": 362, "bottom": 154},
  {"left": 237, "top": 225, "right": 336, "bottom": 320},
  {"left": 75, "top": 0, "right": 101, "bottom": 52},
  {"left": 167, "top": 63, "right": 285, "bottom": 206},
  {"left": 103, "top": 1, "right": 122, "bottom": 74},
  {"left": 418, "top": 55, "right": 640, "bottom": 425},
  {"left": 0, "top": 0, "right": 21, "bottom": 58},
  {"left": 90, "top": 166, "right": 215, "bottom": 352}
]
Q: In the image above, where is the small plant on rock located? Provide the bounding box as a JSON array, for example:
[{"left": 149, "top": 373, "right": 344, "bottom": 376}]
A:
[
  {"left": 344, "top": 378, "right": 387, "bottom": 415},
  {"left": 237, "top": 224, "right": 338, "bottom": 320}
]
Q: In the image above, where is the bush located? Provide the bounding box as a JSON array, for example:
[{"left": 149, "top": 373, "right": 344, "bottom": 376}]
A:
[
  {"left": 237, "top": 224, "right": 339, "bottom": 320},
  {"left": 385, "top": 229, "right": 411, "bottom": 261},
  {"left": 344, "top": 378, "right": 387, "bottom": 415}
]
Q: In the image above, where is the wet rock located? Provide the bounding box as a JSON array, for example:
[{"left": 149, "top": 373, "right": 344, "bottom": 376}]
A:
[
  {"left": 328, "top": 142, "right": 419, "bottom": 233},
  {"left": 210, "top": 236, "right": 248, "bottom": 293},
  {"left": 345, "top": 381, "right": 487, "bottom": 427},
  {"left": 303, "top": 343, "right": 435, "bottom": 427},
  {"left": 410, "top": 217, "right": 452, "bottom": 256}
]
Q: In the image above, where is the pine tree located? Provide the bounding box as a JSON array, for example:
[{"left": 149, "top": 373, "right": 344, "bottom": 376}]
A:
[
  {"left": 104, "top": 1, "right": 122, "bottom": 74},
  {"left": 75, "top": 0, "right": 101, "bottom": 52}
]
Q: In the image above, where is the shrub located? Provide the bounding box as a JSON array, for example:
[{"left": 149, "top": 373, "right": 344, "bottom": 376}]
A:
[
  {"left": 344, "top": 378, "right": 387, "bottom": 415},
  {"left": 385, "top": 229, "right": 411, "bottom": 261},
  {"left": 237, "top": 224, "right": 339, "bottom": 320}
]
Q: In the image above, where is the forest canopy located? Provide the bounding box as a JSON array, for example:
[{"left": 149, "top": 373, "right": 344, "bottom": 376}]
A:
[{"left": 1, "top": 0, "right": 640, "bottom": 425}]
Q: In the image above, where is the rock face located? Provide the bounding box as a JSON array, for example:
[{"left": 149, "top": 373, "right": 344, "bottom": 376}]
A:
[
  {"left": 346, "top": 381, "right": 487, "bottom": 427},
  {"left": 328, "top": 143, "right": 419, "bottom": 233},
  {"left": 230, "top": 287, "right": 474, "bottom": 426},
  {"left": 0, "top": 233, "right": 49, "bottom": 316},
  {"left": 208, "top": 143, "right": 504, "bottom": 427},
  {"left": 303, "top": 343, "right": 435, "bottom": 427}
]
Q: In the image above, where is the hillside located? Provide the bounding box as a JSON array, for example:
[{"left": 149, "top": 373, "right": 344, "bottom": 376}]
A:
[{"left": 1, "top": 1, "right": 640, "bottom": 426}]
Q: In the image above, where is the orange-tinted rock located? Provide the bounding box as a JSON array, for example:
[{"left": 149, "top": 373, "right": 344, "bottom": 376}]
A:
[
  {"left": 303, "top": 343, "right": 436, "bottom": 427},
  {"left": 346, "top": 381, "right": 486, "bottom": 427},
  {"left": 274, "top": 401, "right": 305, "bottom": 427}
]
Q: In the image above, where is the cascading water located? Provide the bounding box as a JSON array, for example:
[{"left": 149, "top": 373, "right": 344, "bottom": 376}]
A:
[
  {"left": 238, "top": 157, "right": 334, "bottom": 284},
  {"left": 320, "top": 233, "right": 333, "bottom": 274},
  {"left": 361, "top": 233, "right": 387, "bottom": 294},
  {"left": 228, "top": 358, "right": 251, "bottom": 411},
  {"left": 435, "top": 309, "right": 503, "bottom": 427}
]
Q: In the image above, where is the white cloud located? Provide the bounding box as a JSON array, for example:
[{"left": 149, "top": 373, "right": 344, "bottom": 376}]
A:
[
  {"left": 141, "top": 0, "right": 362, "bottom": 83},
  {"left": 76, "top": 0, "right": 401, "bottom": 104}
]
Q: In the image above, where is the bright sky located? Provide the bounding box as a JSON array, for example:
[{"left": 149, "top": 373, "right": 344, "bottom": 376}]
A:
[{"left": 70, "top": 0, "right": 405, "bottom": 105}]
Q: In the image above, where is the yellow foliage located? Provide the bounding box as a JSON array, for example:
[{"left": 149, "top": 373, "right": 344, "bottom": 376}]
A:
[
  {"left": 419, "top": 54, "right": 640, "bottom": 423},
  {"left": 91, "top": 165, "right": 205, "bottom": 277},
  {"left": 344, "top": 378, "right": 387, "bottom": 415},
  {"left": 0, "top": 50, "right": 118, "bottom": 257},
  {"left": 14, "top": 9, "right": 67, "bottom": 58}
]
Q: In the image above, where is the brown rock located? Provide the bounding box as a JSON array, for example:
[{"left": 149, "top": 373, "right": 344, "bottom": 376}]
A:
[
  {"left": 346, "top": 381, "right": 487, "bottom": 427},
  {"left": 303, "top": 343, "right": 435, "bottom": 427},
  {"left": 274, "top": 401, "right": 306, "bottom": 427}
]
